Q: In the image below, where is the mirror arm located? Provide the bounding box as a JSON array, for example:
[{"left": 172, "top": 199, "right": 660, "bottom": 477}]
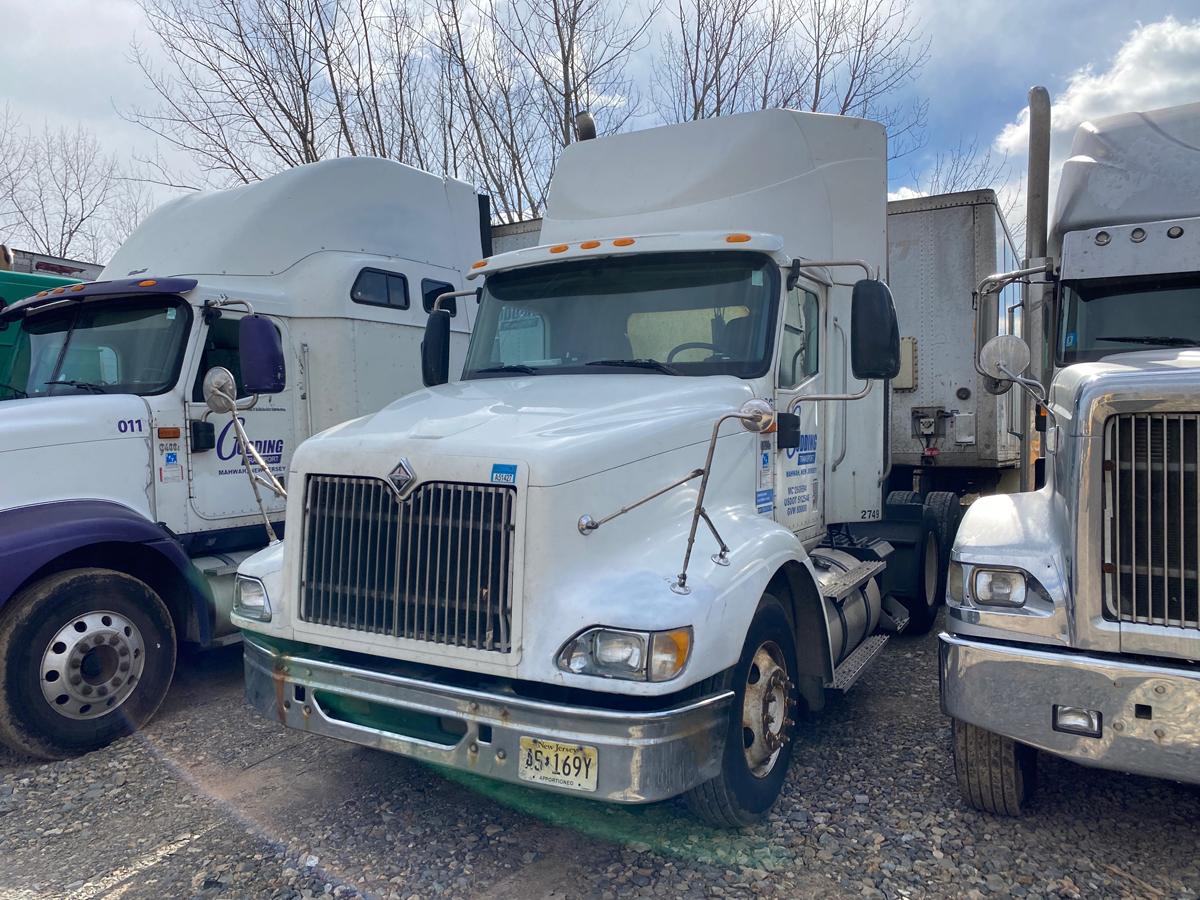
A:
[
  {"left": 793, "top": 379, "right": 873, "bottom": 403},
  {"left": 433, "top": 289, "right": 478, "bottom": 311},
  {"left": 212, "top": 386, "right": 287, "bottom": 544},
  {"left": 791, "top": 258, "right": 877, "bottom": 281},
  {"left": 995, "top": 363, "right": 1058, "bottom": 432},
  {"left": 974, "top": 262, "right": 1053, "bottom": 379}
]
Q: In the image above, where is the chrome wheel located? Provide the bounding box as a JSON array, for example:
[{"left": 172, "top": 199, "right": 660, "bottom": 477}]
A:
[
  {"left": 39, "top": 611, "right": 146, "bottom": 720},
  {"left": 741, "top": 642, "right": 793, "bottom": 777}
]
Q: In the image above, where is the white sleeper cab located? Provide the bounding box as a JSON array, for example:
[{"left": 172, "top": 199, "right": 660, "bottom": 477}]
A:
[
  {"left": 0, "top": 158, "right": 485, "bottom": 758},
  {"left": 235, "top": 110, "right": 959, "bottom": 826}
]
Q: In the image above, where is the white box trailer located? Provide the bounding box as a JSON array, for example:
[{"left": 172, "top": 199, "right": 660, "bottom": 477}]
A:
[{"left": 885, "top": 190, "right": 1022, "bottom": 496}]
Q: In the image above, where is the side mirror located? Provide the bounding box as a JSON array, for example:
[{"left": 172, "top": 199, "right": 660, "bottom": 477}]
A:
[
  {"left": 776, "top": 412, "right": 801, "bottom": 450},
  {"left": 239, "top": 314, "right": 285, "bottom": 394},
  {"left": 422, "top": 309, "right": 451, "bottom": 387},
  {"left": 979, "top": 334, "right": 1031, "bottom": 394},
  {"left": 202, "top": 366, "right": 238, "bottom": 414},
  {"left": 850, "top": 279, "right": 901, "bottom": 380}
]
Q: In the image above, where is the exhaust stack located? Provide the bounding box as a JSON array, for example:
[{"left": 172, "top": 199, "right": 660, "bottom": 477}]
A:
[{"left": 1026, "top": 86, "right": 1051, "bottom": 261}]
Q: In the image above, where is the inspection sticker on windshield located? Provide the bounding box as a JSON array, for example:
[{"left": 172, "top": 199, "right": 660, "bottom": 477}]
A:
[
  {"left": 490, "top": 463, "right": 517, "bottom": 485},
  {"left": 518, "top": 737, "right": 598, "bottom": 792}
]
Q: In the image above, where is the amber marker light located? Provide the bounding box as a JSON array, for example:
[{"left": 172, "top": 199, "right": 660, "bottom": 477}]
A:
[
  {"left": 70, "top": 284, "right": 85, "bottom": 291},
  {"left": 157, "top": 427, "right": 182, "bottom": 439},
  {"left": 580, "top": 240, "right": 601, "bottom": 249},
  {"left": 138, "top": 279, "right": 158, "bottom": 287},
  {"left": 725, "top": 233, "right": 752, "bottom": 243},
  {"left": 613, "top": 237, "right": 635, "bottom": 247},
  {"left": 549, "top": 244, "right": 569, "bottom": 253},
  {"left": 471, "top": 260, "right": 488, "bottom": 269},
  {"left": 52, "top": 287, "right": 66, "bottom": 294}
]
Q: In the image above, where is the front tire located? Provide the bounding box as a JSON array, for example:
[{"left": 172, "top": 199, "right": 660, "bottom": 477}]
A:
[
  {"left": 952, "top": 718, "right": 1037, "bottom": 815},
  {"left": 0, "top": 568, "right": 177, "bottom": 759},
  {"left": 685, "top": 594, "right": 799, "bottom": 827}
]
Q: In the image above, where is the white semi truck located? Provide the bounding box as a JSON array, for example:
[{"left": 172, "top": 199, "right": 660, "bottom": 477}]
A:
[
  {"left": 943, "top": 90, "right": 1200, "bottom": 812},
  {"left": 0, "top": 158, "right": 484, "bottom": 759},
  {"left": 233, "top": 109, "right": 958, "bottom": 826}
]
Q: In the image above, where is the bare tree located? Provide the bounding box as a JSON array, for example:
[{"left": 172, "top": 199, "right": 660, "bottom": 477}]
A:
[
  {"left": 0, "top": 120, "right": 120, "bottom": 261},
  {"left": 654, "top": 0, "right": 929, "bottom": 157}
]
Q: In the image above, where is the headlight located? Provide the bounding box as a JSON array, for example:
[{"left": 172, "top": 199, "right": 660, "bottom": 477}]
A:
[
  {"left": 557, "top": 626, "right": 692, "bottom": 682},
  {"left": 972, "top": 568, "right": 1026, "bottom": 607},
  {"left": 234, "top": 575, "right": 272, "bottom": 622}
]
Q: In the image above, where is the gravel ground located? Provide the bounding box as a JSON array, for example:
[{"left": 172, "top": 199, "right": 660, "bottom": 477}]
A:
[{"left": 3, "top": 613, "right": 1198, "bottom": 899}]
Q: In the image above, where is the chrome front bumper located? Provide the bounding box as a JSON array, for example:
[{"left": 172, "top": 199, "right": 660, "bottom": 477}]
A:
[
  {"left": 940, "top": 633, "right": 1200, "bottom": 785},
  {"left": 243, "top": 637, "right": 732, "bottom": 803}
]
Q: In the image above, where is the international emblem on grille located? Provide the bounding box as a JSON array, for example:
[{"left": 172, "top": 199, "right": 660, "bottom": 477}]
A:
[{"left": 388, "top": 457, "right": 416, "bottom": 495}]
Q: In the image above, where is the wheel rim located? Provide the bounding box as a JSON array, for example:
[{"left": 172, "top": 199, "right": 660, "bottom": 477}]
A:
[
  {"left": 741, "top": 641, "right": 793, "bottom": 778},
  {"left": 39, "top": 611, "right": 146, "bottom": 720},
  {"left": 924, "top": 537, "right": 939, "bottom": 608}
]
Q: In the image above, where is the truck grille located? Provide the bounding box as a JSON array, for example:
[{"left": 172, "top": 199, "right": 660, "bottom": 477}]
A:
[
  {"left": 300, "top": 475, "right": 516, "bottom": 652},
  {"left": 1104, "top": 413, "right": 1200, "bottom": 630}
]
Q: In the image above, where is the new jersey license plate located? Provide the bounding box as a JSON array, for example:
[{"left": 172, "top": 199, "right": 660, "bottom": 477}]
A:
[{"left": 517, "top": 737, "right": 598, "bottom": 793}]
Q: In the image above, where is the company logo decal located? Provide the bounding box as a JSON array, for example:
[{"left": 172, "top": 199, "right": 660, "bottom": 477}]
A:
[
  {"left": 490, "top": 463, "right": 517, "bottom": 485},
  {"left": 389, "top": 458, "right": 416, "bottom": 494},
  {"left": 216, "top": 418, "right": 284, "bottom": 465}
]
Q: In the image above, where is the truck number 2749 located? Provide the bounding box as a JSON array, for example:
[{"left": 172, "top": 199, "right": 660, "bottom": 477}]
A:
[{"left": 117, "top": 418, "right": 144, "bottom": 434}]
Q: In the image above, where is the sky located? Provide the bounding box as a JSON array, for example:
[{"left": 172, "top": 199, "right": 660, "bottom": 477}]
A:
[{"left": 2, "top": 0, "right": 1200, "bottom": 248}]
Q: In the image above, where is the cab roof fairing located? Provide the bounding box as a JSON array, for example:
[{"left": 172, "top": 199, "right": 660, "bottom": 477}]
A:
[
  {"left": 465, "top": 231, "right": 791, "bottom": 280},
  {"left": 0, "top": 276, "right": 199, "bottom": 320}
]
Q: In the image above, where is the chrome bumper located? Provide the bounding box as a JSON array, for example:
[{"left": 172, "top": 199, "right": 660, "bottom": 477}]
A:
[
  {"left": 243, "top": 637, "right": 732, "bottom": 803},
  {"left": 940, "top": 633, "right": 1200, "bottom": 785}
]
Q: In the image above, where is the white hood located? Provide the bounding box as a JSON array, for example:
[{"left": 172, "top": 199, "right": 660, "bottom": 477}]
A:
[
  {"left": 295, "top": 374, "right": 757, "bottom": 486},
  {"left": 0, "top": 394, "right": 151, "bottom": 455}
]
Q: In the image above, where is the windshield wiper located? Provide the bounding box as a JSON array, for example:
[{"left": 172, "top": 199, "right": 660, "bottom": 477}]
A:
[
  {"left": 0, "top": 382, "right": 27, "bottom": 399},
  {"left": 585, "top": 358, "right": 681, "bottom": 375},
  {"left": 471, "top": 364, "right": 541, "bottom": 375},
  {"left": 45, "top": 379, "right": 108, "bottom": 394},
  {"left": 1096, "top": 336, "right": 1200, "bottom": 347}
]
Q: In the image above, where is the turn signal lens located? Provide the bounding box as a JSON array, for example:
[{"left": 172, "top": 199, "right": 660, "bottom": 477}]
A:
[
  {"left": 947, "top": 562, "right": 964, "bottom": 603},
  {"left": 649, "top": 628, "right": 692, "bottom": 681},
  {"left": 157, "top": 426, "right": 181, "bottom": 439}
]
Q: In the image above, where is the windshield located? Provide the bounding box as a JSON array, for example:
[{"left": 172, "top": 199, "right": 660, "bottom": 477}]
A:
[
  {"left": 0, "top": 296, "right": 192, "bottom": 400},
  {"left": 1058, "top": 274, "right": 1200, "bottom": 364},
  {"left": 463, "top": 252, "right": 779, "bottom": 379}
]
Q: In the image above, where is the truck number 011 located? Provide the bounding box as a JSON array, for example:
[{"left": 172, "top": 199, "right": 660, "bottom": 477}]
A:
[{"left": 117, "top": 418, "right": 144, "bottom": 434}]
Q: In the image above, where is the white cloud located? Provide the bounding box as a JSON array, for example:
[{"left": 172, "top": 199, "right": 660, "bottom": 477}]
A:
[
  {"left": 993, "top": 16, "right": 1200, "bottom": 235},
  {"left": 888, "top": 186, "right": 926, "bottom": 202}
]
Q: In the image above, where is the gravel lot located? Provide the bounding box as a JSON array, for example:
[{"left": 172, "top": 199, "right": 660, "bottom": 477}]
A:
[{"left": 3, "top": 614, "right": 1198, "bottom": 899}]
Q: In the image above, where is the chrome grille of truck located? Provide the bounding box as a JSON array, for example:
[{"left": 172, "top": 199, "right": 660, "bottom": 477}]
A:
[
  {"left": 1104, "top": 413, "right": 1200, "bottom": 629},
  {"left": 300, "top": 475, "right": 515, "bottom": 652}
]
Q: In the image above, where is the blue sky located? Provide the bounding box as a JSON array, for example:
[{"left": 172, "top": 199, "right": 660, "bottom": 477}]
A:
[{"left": 2, "top": 0, "right": 1199, "bottom": 220}]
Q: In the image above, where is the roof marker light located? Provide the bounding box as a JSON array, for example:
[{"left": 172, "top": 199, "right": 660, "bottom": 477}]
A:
[
  {"left": 52, "top": 287, "right": 67, "bottom": 294},
  {"left": 36, "top": 291, "right": 48, "bottom": 297},
  {"left": 726, "top": 233, "right": 752, "bottom": 243},
  {"left": 580, "top": 240, "right": 601, "bottom": 249},
  {"left": 70, "top": 284, "right": 85, "bottom": 291},
  {"left": 550, "top": 244, "right": 569, "bottom": 253},
  {"left": 138, "top": 279, "right": 158, "bottom": 287},
  {"left": 471, "top": 260, "right": 488, "bottom": 269},
  {"left": 613, "top": 237, "right": 635, "bottom": 247}
]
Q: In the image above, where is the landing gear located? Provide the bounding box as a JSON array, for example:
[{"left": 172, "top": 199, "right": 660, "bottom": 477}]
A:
[
  {"left": 0, "top": 568, "right": 176, "bottom": 759},
  {"left": 686, "top": 594, "right": 799, "bottom": 827}
]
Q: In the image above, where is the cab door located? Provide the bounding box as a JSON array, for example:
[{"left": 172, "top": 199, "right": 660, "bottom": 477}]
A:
[
  {"left": 772, "top": 281, "right": 825, "bottom": 541},
  {"left": 185, "top": 312, "right": 295, "bottom": 522}
]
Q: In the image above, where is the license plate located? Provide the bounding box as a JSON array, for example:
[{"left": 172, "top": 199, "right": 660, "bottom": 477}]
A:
[{"left": 517, "top": 737, "right": 598, "bottom": 792}]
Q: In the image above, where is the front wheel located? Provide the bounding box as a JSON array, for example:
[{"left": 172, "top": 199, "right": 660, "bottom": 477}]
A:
[
  {"left": 685, "top": 594, "right": 799, "bottom": 827},
  {"left": 0, "top": 568, "right": 177, "bottom": 759},
  {"left": 952, "top": 718, "right": 1037, "bottom": 815}
]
